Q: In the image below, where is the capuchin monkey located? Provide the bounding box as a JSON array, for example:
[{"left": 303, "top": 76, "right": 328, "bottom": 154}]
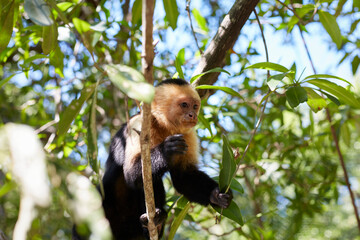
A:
[{"left": 73, "top": 78, "right": 232, "bottom": 240}]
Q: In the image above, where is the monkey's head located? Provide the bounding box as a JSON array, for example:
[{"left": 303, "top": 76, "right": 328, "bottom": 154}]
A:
[{"left": 152, "top": 79, "right": 201, "bottom": 133}]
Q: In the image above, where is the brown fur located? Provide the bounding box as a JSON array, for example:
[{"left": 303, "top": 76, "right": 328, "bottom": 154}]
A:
[{"left": 125, "top": 84, "right": 201, "bottom": 171}]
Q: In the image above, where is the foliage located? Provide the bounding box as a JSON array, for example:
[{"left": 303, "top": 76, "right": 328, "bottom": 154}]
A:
[{"left": 1, "top": 0, "right": 360, "bottom": 239}]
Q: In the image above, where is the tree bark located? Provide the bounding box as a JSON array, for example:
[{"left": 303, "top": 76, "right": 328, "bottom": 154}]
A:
[
  {"left": 141, "top": 0, "right": 158, "bottom": 239},
  {"left": 191, "top": 0, "right": 260, "bottom": 98}
]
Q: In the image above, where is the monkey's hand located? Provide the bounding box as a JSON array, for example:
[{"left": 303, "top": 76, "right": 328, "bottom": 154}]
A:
[
  {"left": 210, "top": 187, "right": 233, "bottom": 209},
  {"left": 140, "top": 208, "right": 167, "bottom": 232},
  {"left": 162, "top": 134, "right": 188, "bottom": 160}
]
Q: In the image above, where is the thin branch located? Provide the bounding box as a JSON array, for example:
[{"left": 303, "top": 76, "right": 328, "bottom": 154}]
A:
[
  {"left": 298, "top": 25, "right": 360, "bottom": 233},
  {"left": 186, "top": 0, "right": 203, "bottom": 55},
  {"left": 225, "top": 92, "right": 270, "bottom": 194},
  {"left": 254, "top": 9, "right": 269, "bottom": 79},
  {"left": 141, "top": 0, "right": 158, "bottom": 239}
]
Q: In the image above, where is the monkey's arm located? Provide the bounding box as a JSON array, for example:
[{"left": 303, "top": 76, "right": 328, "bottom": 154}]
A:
[
  {"left": 124, "top": 134, "right": 187, "bottom": 188},
  {"left": 169, "top": 166, "right": 231, "bottom": 208}
]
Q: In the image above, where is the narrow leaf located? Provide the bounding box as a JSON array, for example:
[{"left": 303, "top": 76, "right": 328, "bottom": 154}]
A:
[
  {"left": 303, "top": 74, "right": 352, "bottom": 86},
  {"left": 105, "top": 64, "right": 154, "bottom": 103},
  {"left": 0, "top": 0, "right": 15, "bottom": 53},
  {"left": 42, "top": 22, "right": 58, "bottom": 55},
  {"left": 24, "top": 0, "right": 53, "bottom": 26},
  {"left": 132, "top": 0, "right": 142, "bottom": 25},
  {"left": 0, "top": 74, "right": 15, "bottom": 88},
  {"left": 163, "top": 0, "right": 179, "bottom": 30},
  {"left": 73, "top": 17, "right": 91, "bottom": 34},
  {"left": 219, "top": 135, "right": 236, "bottom": 191},
  {"left": 21, "top": 54, "right": 48, "bottom": 69},
  {"left": 195, "top": 85, "right": 242, "bottom": 99},
  {"left": 341, "top": 121, "right": 351, "bottom": 147},
  {"left": 192, "top": 8, "right": 208, "bottom": 32},
  {"left": 88, "top": 82, "right": 99, "bottom": 173},
  {"left": 351, "top": 55, "right": 360, "bottom": 75},
  {"left": 285, "top": 86, "right": 308, "bottom": 108},
  {"left": 303, "top": 87, "right": 327, "bottom": 113},
  {"left": 323, "top": 92, "right": 341, "bottom": 106},
  {"left": 213, "top": 201, "right": 243, "bottom": 225},
  {"left": 191, "top": 67, "right": 230, "bottom": 83},
  {"left": 318, "top": 11, "right": 342, "bottom": 49},
  {"left": 49, "top": 46, "right": 64, "bottom": 77},
  {"left": 175, "top": 49, "right": 185, "bottom": 79},
  {"left": 168, "top": 201, "right": 191, "bottom": 240},
  {"left": 58, "top": 83, "right": 97, "bottom": 137},
  {"left": 307, "top": 79, "right": 360, "bottom": 109},
  {"left": 198, "top": 112, "right": 213, "bottom": 138},
  {"left": 246, "top": 62, "right": 289, "bottom": 73}
]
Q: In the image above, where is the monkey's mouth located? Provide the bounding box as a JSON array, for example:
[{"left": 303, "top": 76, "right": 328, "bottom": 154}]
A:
[{"left": 183, "top": 120, "right": 197, "bottom": 127}]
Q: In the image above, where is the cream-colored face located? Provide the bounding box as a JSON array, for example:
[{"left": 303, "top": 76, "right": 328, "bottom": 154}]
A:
[{"left": 151, "top": 84, "right": 201, "bottom": 132}]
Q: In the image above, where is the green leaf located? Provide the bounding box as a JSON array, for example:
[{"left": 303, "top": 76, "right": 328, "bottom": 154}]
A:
[
  {"left": 168, "top": 201, "right": 191, "bottom": 240},
  {"left": 163, "top": 0, "right": 179, "bottom": 30},
  {"left": 303, "top": 87, "right": 327, "bottom": 113},
  {"left": 285, "top": 86, "right": 308, "bottom": 108},
  {"left": 0, "top": 74, "right": 15, "bottom": 88},
  {"left": 195, "top": 85, "right": 242, "bottom": 99},
  {"left": 132, "top": 0, "right": 142, "bottom": 25},
  {"left": 24, "top": 0, "right": 53, "bottom": 26},
  {"left": 0, "top": 0, "right": 16, "bottom": 53},
  {"left": 318, "top": 11, "right": 342, "bottom": 49},
  {"left": 213, "top": 176, "right": 244, "bottom": 194},
  {"left": 42, "top": 22, "right": 58, "bottom": 55},
  {"left": 105, "top": 64, "right": 155, "bottom": 103},
  {"left": 219, "top": 135, "right": 236, "bottom": 191},
  {"left": 213, "top": 201, "right": 243, "bottom": 225},
  {"left": 267, "top": 73, "right": 290, "bottom": 91},
  {"left": 351, "top": 55, "right": 360, "bottom": 75},
  {"left": 246, "top": 62, "right": 290, "bottom": 73},
  {"left": 303, "top": 74, "right": 352, "bottom": 86},
  {"left": 341, "top": 121, "right": 351, "bottom": 147},
  {"left": 21, "top": 54, "right": 48, "bottom": 69},
  {"left": 88, "top": 82, "right": 99, "bottom": 173},
  {"left": 0, "top": 181, "right": 16, "bottom": 198},
  {"left": 73, "top": 17, "right": 91, "bottom": 34},
  {"left": 57, "top": 2, "right": 73, "bottom": 12},
  {"left": 323, "top": 92, "right": 341, "bottom": 106},
  {"left": 198, "top": 112, "right": 213, "bottom": 138},
  {"left": 49, "top": 46, "right": 64, "bottom": 78},
  {"left": 175, "top": 48, "right": 185, "bottom": 79},
  {"left": 57, "top": 83, "right": 97, "bottom": 137},
  {"left": 191, "top": 68, "right": 231, "bottom": 83},
  {"left": 307, "top": 79, "right": 360, "bottom": 109},
  {"left": 192, "top": 8, "right": 208, "bottom": 32}
]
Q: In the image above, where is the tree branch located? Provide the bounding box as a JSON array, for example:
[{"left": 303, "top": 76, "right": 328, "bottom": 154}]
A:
[
  {"left": 140, "top": 0, "right": 158, "bottom": 239},
  {"left": 191, "top": 0, "right": 260, "bottom": 97}
]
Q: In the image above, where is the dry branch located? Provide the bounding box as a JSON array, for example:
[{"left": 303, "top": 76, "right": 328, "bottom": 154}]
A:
[
  {"left": 191, "top": 0, "right": 260, "bottom": 97},
  {"left": 140, "top": 0, "right": 158, "bottom": 239}
]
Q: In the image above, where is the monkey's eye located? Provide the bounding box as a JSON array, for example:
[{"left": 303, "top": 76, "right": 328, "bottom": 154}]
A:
[
  {"left": 181, "top": 102, "right": 188, "bottom": 108},
  {"left": 194, "top": 104, "right": 199, "bottom": 110}
]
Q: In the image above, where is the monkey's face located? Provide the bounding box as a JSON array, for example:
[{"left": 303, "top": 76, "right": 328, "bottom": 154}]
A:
[
  {"left": 176, "top": 96, "right": 200, "bottom": 128},
  {"left": 152, "top": 84, "right": 201, "bottom": 133}
]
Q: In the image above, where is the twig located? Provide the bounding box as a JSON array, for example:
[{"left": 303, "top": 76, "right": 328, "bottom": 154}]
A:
[
  {"left": 298, "top": 25, "right": 360, "bottom": 233},
  {"left": 141, "top": 0, "right": 158, "bottom": 239},
  {"left": 225, "top": 9, "right": 272, "bottom": 193},
  {"left": 44, "top": 78, "right": 61, "bottom": 152},
  {"left": 225, "top": 93, "right": 270, "bottom": 194},
  {"left": 186, "top": 0, "right": 203, "bottom": 55},
  {"left": 254, "top": 9, "right": 269, "bottom": 79}
]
